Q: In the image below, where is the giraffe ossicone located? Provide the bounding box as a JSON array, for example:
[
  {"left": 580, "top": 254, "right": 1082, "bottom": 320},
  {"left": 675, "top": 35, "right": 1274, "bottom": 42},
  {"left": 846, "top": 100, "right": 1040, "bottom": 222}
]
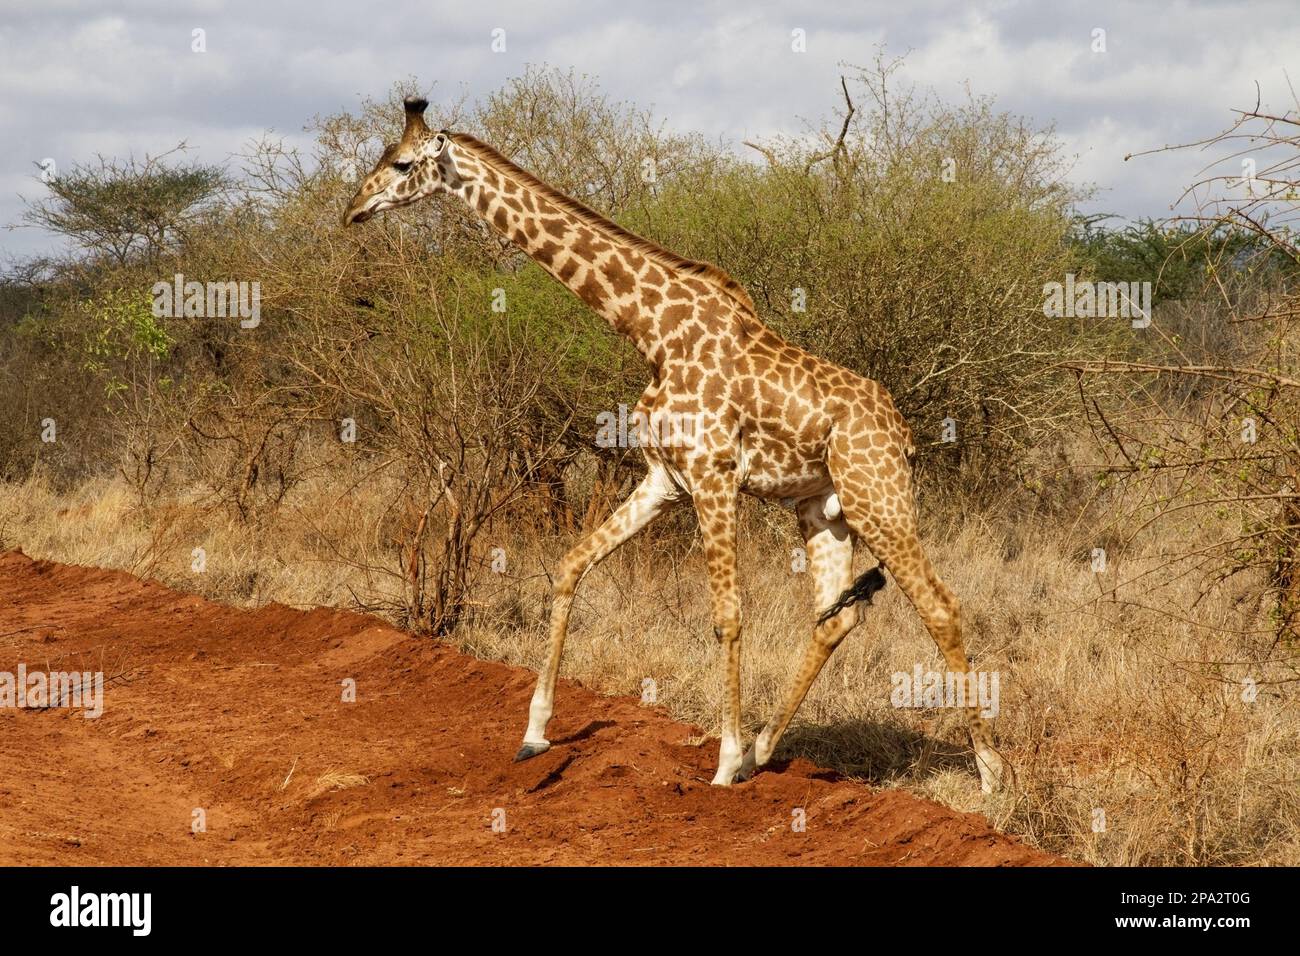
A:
[{"left": 343, "top": 96, "right": 1006, "bottom": 795}]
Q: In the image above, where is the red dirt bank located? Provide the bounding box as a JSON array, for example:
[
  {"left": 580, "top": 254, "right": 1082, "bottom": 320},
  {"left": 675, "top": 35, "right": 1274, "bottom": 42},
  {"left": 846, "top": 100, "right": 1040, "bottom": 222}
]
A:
[{"left": 0, "top": 550, "right": 1067, "bottom": 866}]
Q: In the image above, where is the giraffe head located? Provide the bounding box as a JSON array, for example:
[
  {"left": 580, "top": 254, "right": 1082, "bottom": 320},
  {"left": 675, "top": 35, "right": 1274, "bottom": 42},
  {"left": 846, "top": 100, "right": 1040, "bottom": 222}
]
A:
[{"left": 342, "top": 96, "right": 462, "bottom": 226}]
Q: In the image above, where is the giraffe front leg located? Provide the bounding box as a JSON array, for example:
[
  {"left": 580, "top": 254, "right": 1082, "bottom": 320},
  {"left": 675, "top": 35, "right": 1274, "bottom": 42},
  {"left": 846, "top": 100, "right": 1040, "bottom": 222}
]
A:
[
  {"left": 515, "top": 469, "right": 677, "bottom": 763},
  {"left": 692, "top": 481, "right": 745, "bottom": 786},
  {"left": 711, "top": 624, "right": 743, "bottom": 785},
  {"left": 514, "top": 558, "right": 574, "bottom": 761}
]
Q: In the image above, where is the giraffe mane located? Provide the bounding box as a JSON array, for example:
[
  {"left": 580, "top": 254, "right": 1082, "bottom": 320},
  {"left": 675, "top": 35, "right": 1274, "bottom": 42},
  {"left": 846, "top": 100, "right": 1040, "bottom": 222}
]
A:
[{"left": 446, "top": 131, "right": 757, "bottom": 316}]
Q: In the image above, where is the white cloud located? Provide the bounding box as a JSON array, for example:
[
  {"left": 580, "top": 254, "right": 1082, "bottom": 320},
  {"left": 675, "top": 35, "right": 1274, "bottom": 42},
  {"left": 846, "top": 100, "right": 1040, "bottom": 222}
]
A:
[{"left": 2, "top": 0, "right": 1298, "bottom": 258}]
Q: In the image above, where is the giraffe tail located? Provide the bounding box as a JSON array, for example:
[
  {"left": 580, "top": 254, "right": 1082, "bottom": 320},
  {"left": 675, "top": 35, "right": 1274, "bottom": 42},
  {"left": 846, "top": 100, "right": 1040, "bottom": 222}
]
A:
[{"left": 815, "top": 564, "right": 887, "bottom": 627}]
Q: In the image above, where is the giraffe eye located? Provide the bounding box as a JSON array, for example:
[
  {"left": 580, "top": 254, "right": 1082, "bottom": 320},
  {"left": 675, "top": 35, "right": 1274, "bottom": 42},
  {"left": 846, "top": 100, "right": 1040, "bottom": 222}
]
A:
[{"left": 393, "top": 160, "right": 413, "bottom": 173}]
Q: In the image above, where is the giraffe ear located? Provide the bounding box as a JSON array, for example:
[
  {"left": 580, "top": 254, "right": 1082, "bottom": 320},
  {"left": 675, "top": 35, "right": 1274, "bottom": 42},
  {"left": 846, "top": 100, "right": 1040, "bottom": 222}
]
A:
[{"left": 432, "top": 134, "right": 462, "bottom": 188}]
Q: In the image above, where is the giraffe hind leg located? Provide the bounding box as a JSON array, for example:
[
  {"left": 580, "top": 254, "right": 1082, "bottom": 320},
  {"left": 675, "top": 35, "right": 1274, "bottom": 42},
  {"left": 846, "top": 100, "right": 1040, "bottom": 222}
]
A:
[
  {"left": 828, "top": 431, "right": 1006, "bottom": 794},
  {"left": 736, "top": 493, "right": 862, "bottom": 781}
]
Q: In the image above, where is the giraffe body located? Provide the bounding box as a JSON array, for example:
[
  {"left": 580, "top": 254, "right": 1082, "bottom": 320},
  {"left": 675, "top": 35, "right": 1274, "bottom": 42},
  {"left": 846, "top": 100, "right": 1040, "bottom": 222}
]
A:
[{"left": 345, "top": 97, "right": 1005, "bottom": 793}]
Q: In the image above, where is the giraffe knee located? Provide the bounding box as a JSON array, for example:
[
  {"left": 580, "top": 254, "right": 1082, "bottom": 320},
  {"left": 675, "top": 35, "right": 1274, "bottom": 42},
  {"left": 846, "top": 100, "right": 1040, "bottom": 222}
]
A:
[
  {"left": 554, "top": 549, "right": 591, "bottom": 598},
  {"left": 940, "top": 591, "right": 962, "bottom": 632},
  {"left": 922, "top": 582, "right": 961, "bottom": 633},
  {"left": 711, "top": 609, "right": 742, "bottom": 645},
  {"left": 712, "top": 624, "right": 741, "bottom": 645},
  {"left": 555, "top": 569, "right": 579, "bottom": 599}
]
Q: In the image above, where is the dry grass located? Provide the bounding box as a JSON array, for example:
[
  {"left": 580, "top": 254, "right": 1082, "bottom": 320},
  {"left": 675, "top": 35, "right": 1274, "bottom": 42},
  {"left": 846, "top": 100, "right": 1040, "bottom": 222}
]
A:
[
  {"left": 305, "top": 772, "right": 371, "bottom": 802},
  {"left": 1, "top": 469, "right": 1296, "bottom": 866}
]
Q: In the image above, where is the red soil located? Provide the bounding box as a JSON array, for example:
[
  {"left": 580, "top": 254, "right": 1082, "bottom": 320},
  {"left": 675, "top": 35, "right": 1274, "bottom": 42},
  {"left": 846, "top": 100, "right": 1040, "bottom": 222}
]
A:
[{"left": 0, "top": 550, "right": 1067, "bottom": 866}]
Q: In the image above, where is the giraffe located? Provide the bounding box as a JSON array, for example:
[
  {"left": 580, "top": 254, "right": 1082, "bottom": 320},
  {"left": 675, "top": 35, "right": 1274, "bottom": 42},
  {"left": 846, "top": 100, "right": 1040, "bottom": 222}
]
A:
[{"left": 343, "top": 96, "right": 1006, "bottom": 793}]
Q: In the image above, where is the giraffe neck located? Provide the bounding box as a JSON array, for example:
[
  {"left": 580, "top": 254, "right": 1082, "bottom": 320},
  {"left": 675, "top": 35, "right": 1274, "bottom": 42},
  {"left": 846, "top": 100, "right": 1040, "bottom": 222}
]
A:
[{"left": 445, "top": 138, "right": 707, "bottom": 365}]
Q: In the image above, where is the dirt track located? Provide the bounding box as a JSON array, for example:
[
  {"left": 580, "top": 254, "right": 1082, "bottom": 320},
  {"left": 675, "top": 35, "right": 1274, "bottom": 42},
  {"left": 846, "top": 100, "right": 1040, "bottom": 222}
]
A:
[{"left": 0, "top": 550, "right": 1066, "bottom": 866}]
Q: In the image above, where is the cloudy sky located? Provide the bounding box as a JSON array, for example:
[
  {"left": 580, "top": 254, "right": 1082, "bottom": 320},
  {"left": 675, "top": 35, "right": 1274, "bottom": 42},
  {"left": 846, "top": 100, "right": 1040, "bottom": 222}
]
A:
[{"left": 2, "top": 0, "right": 1298, "bottom": 259}]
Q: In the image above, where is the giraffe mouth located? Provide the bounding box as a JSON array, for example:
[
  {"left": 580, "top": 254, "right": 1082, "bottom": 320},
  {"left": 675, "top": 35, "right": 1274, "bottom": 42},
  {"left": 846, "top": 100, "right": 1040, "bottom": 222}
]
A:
[
  {"left": 343, "top": 203, "right": 374, "bottom": 226},
  {"left": 343, "top": 197, "right": 390, "bottom": 226}
]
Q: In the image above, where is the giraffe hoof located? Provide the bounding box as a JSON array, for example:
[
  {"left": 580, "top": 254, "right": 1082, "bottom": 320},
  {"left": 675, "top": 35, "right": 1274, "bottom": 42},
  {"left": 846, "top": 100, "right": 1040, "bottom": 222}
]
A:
[
  {"left": 711, "top": 762, "right": 746, "bottom": 785},
  {"left": 514, "top": 741, "right": 551, "bottom": 762},
  {"left": 976, "top": 751, "right": 1006, "bottom": 794}
]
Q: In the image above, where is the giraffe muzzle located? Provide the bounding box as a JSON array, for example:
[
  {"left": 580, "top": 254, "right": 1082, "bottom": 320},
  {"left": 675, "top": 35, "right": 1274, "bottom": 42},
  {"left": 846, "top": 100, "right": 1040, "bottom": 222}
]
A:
[
  {"left": 344, "top": 192, "right": 392, "bottom": 226},
  {"left": 343, "top": 203, "right": 373, "bottom": 226}
]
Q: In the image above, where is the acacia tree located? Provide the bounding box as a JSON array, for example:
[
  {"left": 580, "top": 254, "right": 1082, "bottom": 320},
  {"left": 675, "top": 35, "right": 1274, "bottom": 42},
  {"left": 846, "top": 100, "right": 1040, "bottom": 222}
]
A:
[{"left": 19, "top": 145, "right": 227, "bottom": 266}]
